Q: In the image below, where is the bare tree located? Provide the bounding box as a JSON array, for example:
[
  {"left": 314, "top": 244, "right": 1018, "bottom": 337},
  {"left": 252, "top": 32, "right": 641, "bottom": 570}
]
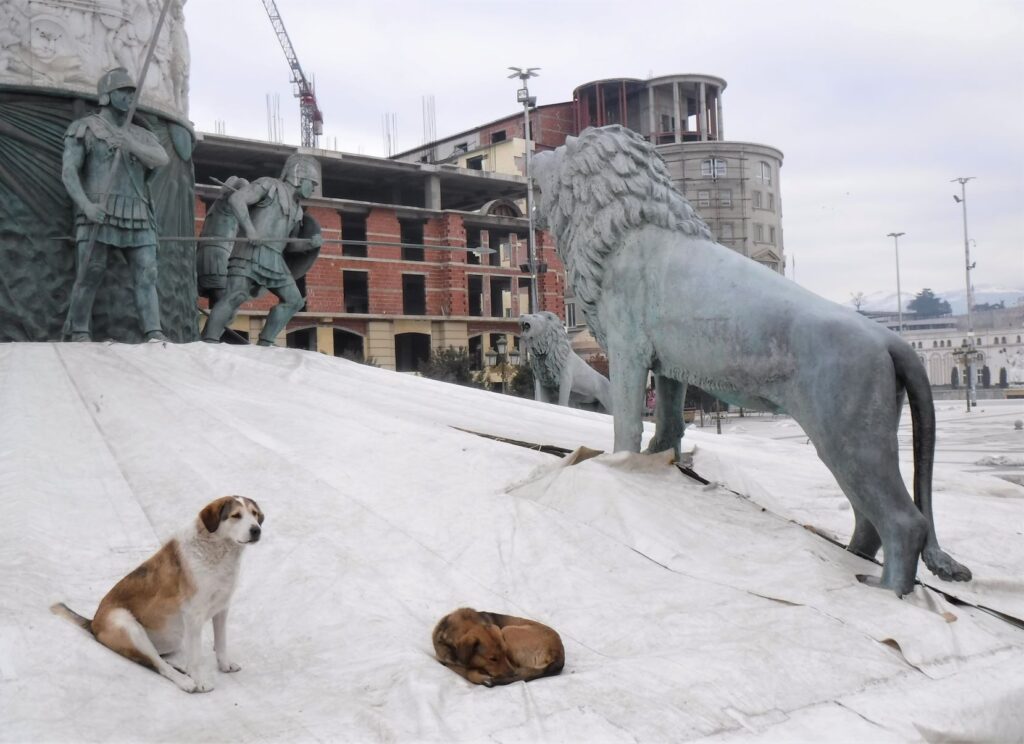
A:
[{"left": 850, "top": 291, "right": 866, "bottom": 311}]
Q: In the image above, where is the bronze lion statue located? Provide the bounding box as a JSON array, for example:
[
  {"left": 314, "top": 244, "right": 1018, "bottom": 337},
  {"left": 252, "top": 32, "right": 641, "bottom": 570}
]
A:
[
  {"left": 518, "top": 311, "right": 612, "bottom": 412},
  {"left": 531, "top": 125, "right": 971, "bottom": 596}
]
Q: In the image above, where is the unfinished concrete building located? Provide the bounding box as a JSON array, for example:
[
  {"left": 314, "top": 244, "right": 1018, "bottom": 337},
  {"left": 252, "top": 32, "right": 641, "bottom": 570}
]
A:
[{"left": 192, "top": 134, "right": 566, "bottom": 371}]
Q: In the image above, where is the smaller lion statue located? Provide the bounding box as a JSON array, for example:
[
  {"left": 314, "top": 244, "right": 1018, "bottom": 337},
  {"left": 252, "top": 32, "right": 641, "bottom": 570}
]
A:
[{"left": 519, "top": 311, "right": 612, "bottom": 412}]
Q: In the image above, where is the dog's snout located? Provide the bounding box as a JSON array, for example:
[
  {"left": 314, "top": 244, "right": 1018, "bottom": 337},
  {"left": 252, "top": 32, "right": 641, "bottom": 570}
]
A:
[{"left": 249, "top": 525, "right": 261, "bottom": 541}]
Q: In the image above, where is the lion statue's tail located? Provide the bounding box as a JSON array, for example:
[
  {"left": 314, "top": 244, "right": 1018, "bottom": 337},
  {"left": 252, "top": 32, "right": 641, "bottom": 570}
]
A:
[{"left": 890, "top": 341, "right": 972, "bottom": 583}]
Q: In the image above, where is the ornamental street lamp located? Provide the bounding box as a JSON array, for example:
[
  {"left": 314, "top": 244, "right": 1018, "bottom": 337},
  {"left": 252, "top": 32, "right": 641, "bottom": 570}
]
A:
[
  {"left": 952, "top": 339, "right": 981, "bottom": 413},
  {"left": 484, "top": 334, "right": 520, "bottom": 394},
  {"left": 508, "top": 66, "right": 540, "bottom": 313},
  {"left": 887, "top": 231, "right": 905, "bottom": 333}
]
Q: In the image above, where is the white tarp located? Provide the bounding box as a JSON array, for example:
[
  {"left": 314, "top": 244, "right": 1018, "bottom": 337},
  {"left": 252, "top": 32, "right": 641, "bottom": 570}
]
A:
[{"left": 1, "top": 343, "right": 1022, "bottom": 742}]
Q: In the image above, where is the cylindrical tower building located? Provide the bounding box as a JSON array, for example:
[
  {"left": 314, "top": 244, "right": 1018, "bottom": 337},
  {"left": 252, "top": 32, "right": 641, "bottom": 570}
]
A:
[{"left": 572, "top": 73, "right": 785, "bottom": 274}]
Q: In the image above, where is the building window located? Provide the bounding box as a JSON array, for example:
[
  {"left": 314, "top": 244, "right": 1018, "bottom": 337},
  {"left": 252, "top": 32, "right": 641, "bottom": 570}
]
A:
[
  {"left": 768, "top": 193, "right": 775, "bottom": 212},
  {"left": 565, "top": 301, "right": 577, "bottom": 328},
  {"left": 760, "top": 161, "right": 772, "bottom": 185},
  {"left": 343, "top": 271, "right": 369, "bottom": 313},
  {"left": 719, "top": 189, "right": 732, "bottom": 208},
  {"left": 755, "top": 223, "right": 764, "bottom": 242},
  {"left": 466, "top": 155, "right": 485, "bottom": 170},
  {"left": 769, "top": 226, "right": 776, "bottom": 244},
  {"left": 720, "top": 222, "right": 734, "bottom": 240},
  {"left": 402, "top": 274, "right": 426, "bottom": 315},
  {"left": 697, "top": 190, "right": 711, "bottom": 207},
  {"left": 467, "top": 275, "right": 483, "bottom": 316},
  {"left": 701, "top": 158, "right": 727, "bottom": 178},
  {"left": 491, "top": 130, "right": 507, "bottom": 143},
  {"left": 400, "top": 220, "right": 424, "bottom": 261},
  {"left": 342, "top": 213, "right": 367, "bottom": 257},
  {"left": 753, "top": 191, "right": 762, "bottom": 209}
]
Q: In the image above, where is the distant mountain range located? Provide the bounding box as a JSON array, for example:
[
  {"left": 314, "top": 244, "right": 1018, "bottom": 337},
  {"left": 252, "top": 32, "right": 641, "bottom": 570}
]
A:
[{"left": 847, "top": 285, "right": 1024, "bottom": 315}]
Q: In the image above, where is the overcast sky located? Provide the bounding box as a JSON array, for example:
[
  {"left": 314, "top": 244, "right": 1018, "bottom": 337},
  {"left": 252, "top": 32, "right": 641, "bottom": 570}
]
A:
[{"left": 183, "top": 0, "right": 1023, "bottom": 306}]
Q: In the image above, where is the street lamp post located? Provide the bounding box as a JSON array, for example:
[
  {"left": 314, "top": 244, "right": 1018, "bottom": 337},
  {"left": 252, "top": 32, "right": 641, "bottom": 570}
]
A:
[
  {"left": 952, "top": 177, "right": 976, "bottom": 411},
  {"left": 952, "top": 341, "right": 980, "bottom": 414},
  {"left": 485, "top": 334, "right": 520, "bottom": 395},
  {"left": 508, "top": 66, "right": 540, "bottom": 314},
  {"left": 887, "top": 231, "right": 905, "bottom": 333}
]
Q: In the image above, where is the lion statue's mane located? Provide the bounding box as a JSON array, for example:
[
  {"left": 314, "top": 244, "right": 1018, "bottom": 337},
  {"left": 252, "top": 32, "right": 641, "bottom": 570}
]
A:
[
  {"left": 522, "top": 311, "right": 572, "bottom": 390},
  {"left": 519, "top": 311, "right": 611, "bottom": 412},
  {"left": 534, "top": 125, "right": 711, "bottom": 346}
]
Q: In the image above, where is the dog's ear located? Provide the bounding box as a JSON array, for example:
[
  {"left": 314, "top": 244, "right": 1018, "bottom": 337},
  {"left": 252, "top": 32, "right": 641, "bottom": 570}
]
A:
[
  {"left": 240, "top": 496, "right": 264, "bottom": 525},
  {"left": 455, "top": 635, "right": 479, "bottom": 666},
  {"left": 199, "top": 497, "right": 235, "bottom": 533}
]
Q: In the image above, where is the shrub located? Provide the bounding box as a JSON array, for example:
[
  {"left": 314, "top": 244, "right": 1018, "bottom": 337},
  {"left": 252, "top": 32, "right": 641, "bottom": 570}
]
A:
[
  {"left": 507, "top": 364, "right": 535, "bottom": 398},
  {"left": 418, "top": 346, "right": 477, "bottom": 387}
]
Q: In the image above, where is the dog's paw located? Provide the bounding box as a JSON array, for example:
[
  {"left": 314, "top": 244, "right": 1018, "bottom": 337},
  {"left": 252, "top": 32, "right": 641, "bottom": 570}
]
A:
[
  {"left": 217, "top": 659, "right": 241, "bottom": 673},
  {"left": 191, "top": 677, "right": 215, "bottom": 693},
  {"left": 174, "top": 676, "right": 198, "bottom": 693}
]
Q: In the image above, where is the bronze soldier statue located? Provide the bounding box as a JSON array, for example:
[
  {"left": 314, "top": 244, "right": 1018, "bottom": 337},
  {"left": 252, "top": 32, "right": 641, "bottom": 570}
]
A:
[
  {"left": 201, "top": 154, "right": 322, "bottom": 346},
  {"left": 62, "top": 67, "right": 170, "bottom": 342},
  {"left": 197, "top": 176, "right": 250, "bottom": 307}
]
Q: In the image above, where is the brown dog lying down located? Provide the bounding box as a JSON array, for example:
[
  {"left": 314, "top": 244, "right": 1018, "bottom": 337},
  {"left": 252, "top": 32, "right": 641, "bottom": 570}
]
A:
[{"left": 432, "top": 607, "right": 565, "bottom": 687}]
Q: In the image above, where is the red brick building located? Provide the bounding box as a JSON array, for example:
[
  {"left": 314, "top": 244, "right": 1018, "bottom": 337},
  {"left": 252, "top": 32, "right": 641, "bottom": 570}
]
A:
[{"left": 193, "top": 134, "right": 564, "bottom": 371}]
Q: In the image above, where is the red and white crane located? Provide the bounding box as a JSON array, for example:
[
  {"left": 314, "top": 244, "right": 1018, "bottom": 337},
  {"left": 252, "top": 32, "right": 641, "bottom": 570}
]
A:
[{"left": 260, "top": 0, "right": 324, "bottom": 147}]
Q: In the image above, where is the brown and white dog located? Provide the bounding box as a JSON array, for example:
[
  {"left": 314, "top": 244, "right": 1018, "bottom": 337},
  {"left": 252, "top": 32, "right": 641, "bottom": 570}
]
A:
[
  {"left": 51, "top": 495, "right": 264, "bottom": 693},
  {"left": 432, "top": 607, "right": 565, "bottom": 687}
]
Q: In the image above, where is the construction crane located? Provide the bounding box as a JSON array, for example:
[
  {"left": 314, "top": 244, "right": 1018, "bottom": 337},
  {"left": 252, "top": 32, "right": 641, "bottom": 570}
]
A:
[{"left": 260, "top": 0, "right": 324, "bottom": 147}]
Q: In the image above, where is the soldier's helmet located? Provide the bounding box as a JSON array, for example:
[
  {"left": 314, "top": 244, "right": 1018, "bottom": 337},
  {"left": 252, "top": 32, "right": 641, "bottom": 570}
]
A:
[
  {"left": 280, "top": 154, "right": 320, "bottom": 187},
  {"left": 97, "top": 67, "right": 136, "bottom": 106}
]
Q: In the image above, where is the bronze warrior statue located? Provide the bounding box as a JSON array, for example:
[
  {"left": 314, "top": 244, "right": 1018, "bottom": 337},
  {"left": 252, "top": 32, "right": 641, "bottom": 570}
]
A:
[
  {"left": 200, "top": 154, "right": 322, "bottom": 346},
  {"left": 62, "top": 67, "right": 170, "bottom": 342}
]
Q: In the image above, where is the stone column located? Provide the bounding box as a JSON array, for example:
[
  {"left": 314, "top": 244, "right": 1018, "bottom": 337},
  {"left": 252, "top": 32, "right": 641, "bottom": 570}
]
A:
[
  {"left": 699, "top": 83, "right": 708, "bottom": 142},
  {"left": 648, "top": 86, "right": 656, "bottom": 139},
  {"left": 672, "top": 83, "right": 681, "bottom": 143},
  {"left": 716, "top": 89, "right": 725, "bottom": 140}
]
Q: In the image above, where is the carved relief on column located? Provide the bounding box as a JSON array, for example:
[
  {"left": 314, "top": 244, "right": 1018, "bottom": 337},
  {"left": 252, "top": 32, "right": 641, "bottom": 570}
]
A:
[{"left": 0, "top": 0, "right": 190, "bottom": 121}]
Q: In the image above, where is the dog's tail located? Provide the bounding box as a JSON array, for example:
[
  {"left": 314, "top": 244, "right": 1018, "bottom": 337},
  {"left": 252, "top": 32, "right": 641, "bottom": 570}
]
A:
[{"left": 50, "top": 602, "right": 94, "bottom": 634}]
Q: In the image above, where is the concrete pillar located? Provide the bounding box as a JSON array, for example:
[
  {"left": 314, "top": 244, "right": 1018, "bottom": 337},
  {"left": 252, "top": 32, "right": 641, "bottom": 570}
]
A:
[
  {"left": 672, "top": 83, "right": 681, "bottom": 144},
  {"left": 431, "top": 320, "right": 468, "bottom": 350},
  {"left": 648, "top": 86, "right": 656, "bottom": 139},
  {"left": 366, "top": 320, "right": 397, "bottom": 370},
  {"left": 716, "top": 89, "right": 724, "bottom": 140},
  {"left": 699, "top": 83, "right": 708, "bottom": 142},
  {"left": 316, "top": 325, "right": 335, "bottom": 355},
  {"left": 425, "top": 174, "right": 441, "bottom": 211}
]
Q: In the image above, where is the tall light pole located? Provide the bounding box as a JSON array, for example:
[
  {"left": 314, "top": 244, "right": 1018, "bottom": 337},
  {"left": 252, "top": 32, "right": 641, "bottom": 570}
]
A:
[
  {"left": 509, "top": 66, "right": 540, "bottom": 314},
  {"left": 887, "top": 231, "right": 905, "bottom": 333},
  {"left": 952, "top": 177, "right": 976, "bottom": 410}
]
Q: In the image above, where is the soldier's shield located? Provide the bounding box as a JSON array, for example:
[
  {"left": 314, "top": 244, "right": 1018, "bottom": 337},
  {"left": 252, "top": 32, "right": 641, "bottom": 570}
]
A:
[{"left": 284, "top": 214, "right": 321, "bottom": 280}]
